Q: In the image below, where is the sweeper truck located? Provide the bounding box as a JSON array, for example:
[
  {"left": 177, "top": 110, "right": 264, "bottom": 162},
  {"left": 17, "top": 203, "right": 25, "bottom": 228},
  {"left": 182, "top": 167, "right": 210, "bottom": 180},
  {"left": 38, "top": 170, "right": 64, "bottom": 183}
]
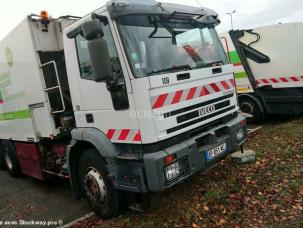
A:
[{"left": 0, "top": 0, "right": 247, "bottom": 218}]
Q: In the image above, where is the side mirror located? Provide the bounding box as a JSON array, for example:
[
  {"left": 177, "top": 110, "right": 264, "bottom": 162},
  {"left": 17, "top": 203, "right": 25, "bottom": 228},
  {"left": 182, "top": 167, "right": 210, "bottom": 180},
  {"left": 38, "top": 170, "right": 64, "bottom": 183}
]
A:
[
  {"left": 82, "top": 19, "right": 103, "bottom": 40},
  {"left": 82, "top": 20, "right": 113, "bottom": 82}
]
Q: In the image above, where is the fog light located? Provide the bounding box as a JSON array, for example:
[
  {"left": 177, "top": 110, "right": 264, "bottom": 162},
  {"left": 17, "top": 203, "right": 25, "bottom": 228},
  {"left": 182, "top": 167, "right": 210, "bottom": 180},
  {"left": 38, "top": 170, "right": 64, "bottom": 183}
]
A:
[
  {"left": 165, "top": 162, "right": 181, "bottom": 181},
  {"left": 237, "top": 128, "right": 245, "bottom": 141}
]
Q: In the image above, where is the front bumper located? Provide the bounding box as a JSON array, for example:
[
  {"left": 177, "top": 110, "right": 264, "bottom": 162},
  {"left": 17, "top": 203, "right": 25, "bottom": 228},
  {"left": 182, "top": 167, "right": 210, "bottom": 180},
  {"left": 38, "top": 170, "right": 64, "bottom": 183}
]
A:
[{"left": 110, "top": 113, "right": 247, "bottom": 193}]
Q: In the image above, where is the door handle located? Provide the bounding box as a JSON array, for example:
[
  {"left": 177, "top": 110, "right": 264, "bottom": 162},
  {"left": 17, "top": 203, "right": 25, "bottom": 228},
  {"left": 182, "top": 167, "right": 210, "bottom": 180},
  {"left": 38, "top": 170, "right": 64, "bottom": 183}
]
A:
[{"left": 86, "top": 114, "right": 94, "bottom": 123}]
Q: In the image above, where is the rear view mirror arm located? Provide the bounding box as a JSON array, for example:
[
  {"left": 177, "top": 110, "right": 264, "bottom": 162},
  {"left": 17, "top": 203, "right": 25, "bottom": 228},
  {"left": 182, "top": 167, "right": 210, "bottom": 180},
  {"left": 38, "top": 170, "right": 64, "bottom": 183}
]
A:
[
  {"left": 67, "top": 26, "right": 82, "bottom": 39},
  {"left": 67, "top": 14, "right": 108, "bottom": 39},
  {"left": 91, "top": 13, "right": 109, "bottom": 25}
]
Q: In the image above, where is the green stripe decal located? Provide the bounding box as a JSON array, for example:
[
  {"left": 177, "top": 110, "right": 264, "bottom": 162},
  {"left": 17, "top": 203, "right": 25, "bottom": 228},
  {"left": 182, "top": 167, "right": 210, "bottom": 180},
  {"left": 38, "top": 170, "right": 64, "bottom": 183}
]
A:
[
  {"left": 234, "top": 72, "right": 248, "bottom": 79},
  {"left": 229, "top": 51, "right": 241, "bottom": 64},
  {"left": 228, "top": 51, "right": 247, "bottom": 78},
  {"left": 0, "top": 109, "right": 31, "bottom": 121},
  {"left": 0, "top": 91, "right": 3, "bottom": 104}
]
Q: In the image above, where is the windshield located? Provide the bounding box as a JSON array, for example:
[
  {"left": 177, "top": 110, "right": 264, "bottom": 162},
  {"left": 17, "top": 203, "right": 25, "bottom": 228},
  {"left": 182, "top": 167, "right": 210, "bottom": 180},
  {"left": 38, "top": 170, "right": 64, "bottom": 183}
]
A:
[{"left": 117, "top": 15, "right": 228, "bottom": 77}]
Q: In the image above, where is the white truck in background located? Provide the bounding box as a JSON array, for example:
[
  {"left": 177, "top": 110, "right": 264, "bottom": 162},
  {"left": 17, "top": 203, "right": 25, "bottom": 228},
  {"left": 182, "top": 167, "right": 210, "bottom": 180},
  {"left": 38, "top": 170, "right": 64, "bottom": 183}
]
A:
[
  {"left": 0, "top": 0, "right": 247, "bottom": 218},
  {"left": 221, "top": 23, "right": 303, "bottom": 121}
]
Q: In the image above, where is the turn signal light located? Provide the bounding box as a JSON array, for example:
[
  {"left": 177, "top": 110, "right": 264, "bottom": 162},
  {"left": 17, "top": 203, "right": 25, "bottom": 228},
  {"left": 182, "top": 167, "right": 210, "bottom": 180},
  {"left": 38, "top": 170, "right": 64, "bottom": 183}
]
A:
[
  {"left": 240, "top": 119, "right": 247, "bottom": 127},
  {"left": 164, "top": 154, "right": 176, "bottom": 165}
]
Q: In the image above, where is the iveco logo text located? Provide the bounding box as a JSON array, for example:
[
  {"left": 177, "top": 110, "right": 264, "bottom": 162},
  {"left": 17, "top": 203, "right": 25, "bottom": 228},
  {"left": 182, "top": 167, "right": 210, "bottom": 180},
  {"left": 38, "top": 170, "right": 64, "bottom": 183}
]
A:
[{"left": 198, "top": 105, "right": 216, "bottom": 117}]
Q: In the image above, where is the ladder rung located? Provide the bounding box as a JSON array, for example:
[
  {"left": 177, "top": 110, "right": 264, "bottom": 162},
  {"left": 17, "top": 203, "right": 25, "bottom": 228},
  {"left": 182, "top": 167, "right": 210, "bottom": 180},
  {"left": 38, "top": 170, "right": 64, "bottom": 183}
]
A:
[
  {"left": 45, "top": 86, "right": 60, "bottom": 92},
  {"left": 51, "top": 109, "right": 65, "bottom": 114}
]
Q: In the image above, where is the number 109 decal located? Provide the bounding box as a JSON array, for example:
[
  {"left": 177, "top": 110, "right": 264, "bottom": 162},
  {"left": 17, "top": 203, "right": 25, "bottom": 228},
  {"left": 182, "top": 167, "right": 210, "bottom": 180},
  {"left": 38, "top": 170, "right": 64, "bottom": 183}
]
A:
[{"left": 162, "top": 77, "right": 170, "bottom": 85}]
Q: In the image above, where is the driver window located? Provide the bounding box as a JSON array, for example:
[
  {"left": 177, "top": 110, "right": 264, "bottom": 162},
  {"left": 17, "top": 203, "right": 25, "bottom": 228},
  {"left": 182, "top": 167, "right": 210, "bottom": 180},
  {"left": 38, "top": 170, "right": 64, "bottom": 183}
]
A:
[{"left": 75, "top": 18, "right": 129, "bottom": 110}]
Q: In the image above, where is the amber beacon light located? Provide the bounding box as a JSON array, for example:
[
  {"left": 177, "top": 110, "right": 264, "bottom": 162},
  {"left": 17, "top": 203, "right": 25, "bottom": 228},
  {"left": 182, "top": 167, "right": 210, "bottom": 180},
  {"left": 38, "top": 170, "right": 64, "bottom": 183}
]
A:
[{"left": 40, "top": 11, "right": 49, "bottom": 20}]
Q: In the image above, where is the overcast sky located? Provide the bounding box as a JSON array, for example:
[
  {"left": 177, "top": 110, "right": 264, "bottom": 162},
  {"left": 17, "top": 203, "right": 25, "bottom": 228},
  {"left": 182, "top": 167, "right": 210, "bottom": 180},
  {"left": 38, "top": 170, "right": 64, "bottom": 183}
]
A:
[{"left": 0, "top": 0, "right": 303, "bottom": 40}]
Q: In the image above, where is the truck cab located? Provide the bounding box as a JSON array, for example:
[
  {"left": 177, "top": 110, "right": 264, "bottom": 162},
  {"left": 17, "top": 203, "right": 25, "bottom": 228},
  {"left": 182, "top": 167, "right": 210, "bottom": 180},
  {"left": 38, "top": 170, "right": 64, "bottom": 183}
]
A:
[{"left": 62, "top": 0, "right": 247, "bottom": 217}]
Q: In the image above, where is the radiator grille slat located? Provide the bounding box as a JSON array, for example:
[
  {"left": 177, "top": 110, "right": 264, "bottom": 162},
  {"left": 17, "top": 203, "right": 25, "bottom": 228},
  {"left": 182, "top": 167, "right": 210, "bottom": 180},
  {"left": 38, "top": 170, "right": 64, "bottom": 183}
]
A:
[{"left": 167, "top": 106, "right": 236, "bottom": 134}]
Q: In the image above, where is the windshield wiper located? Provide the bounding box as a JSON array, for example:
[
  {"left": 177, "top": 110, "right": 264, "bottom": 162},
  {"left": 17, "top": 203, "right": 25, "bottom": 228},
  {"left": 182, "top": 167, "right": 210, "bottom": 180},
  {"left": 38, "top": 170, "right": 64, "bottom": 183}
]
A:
[
  {"left": 195, "top": 61, "right": 224, "bottom": 68},
  {"left": 147, "top": 64, "right": 192, "bottom": 76}
]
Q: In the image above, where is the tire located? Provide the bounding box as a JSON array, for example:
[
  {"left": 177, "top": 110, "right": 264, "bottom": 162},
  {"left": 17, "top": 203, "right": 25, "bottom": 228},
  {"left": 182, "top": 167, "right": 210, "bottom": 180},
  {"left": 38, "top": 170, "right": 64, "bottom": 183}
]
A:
[
  {"left": 78, "top": 148, "right": 122, "bottom": 219},
  {"left": 0, "top": 141, "right": 6, "bottom": 170},
  {"left": 239, "top": 97, "right": 265, "bottom": 123},
  {"left": 0, "top": 141, "right": 21, "bottom": 178}
]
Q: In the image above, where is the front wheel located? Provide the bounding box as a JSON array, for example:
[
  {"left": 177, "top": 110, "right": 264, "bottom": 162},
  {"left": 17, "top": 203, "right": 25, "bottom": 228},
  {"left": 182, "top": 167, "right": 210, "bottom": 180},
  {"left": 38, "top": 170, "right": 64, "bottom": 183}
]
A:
[{"left": 78, "top": 148, "right": 123, "bottom": 219}]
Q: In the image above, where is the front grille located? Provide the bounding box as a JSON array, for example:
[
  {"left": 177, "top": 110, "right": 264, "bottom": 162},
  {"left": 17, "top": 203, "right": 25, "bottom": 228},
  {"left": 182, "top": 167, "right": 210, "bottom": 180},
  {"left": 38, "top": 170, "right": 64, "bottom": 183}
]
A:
[
  {"left": 164, "top": 93, "right": 234, "bottom": 118},
  {"left": 177, "top": 100, "right": 230, "bottom": 123},
  {"left": 142, "top": 112, "right": 237, "bottom": 154},
  {"left": 167, "top": 106, "right": 236, "bottom": 134}
]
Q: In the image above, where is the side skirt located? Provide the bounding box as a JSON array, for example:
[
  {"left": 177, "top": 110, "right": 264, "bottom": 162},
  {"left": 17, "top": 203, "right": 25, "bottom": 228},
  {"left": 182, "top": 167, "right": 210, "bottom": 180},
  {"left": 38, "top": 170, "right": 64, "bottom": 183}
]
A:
[{"left": 255, "top": 87, "right": 303, "bottom": 116}]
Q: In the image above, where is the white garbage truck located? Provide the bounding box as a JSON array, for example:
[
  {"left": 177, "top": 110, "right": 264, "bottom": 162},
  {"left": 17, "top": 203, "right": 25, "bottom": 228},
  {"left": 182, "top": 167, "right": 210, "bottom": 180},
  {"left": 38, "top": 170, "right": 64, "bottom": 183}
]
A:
[
  {"left": 221, "top": 22, "right": 303, "bottom": 121},
  {"left": 0, "top": 0, "right": 247, "bottom": 218}
]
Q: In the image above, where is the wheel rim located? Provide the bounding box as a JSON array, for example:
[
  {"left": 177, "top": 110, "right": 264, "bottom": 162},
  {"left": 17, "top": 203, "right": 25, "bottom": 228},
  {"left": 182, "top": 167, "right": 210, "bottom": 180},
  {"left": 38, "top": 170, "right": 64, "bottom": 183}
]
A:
[
  {"left": 241, "top": 101, "right": 255, "bottom": 115},
  {"left": 4, "top": 148, "right": 12, "bottom": 170},
  {"left": 84, "top": 168, "right": 107, "bottom": 205}
]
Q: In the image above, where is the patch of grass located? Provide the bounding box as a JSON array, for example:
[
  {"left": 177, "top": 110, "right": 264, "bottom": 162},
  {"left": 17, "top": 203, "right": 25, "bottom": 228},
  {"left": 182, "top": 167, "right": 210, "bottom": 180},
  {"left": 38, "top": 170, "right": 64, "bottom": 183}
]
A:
[
  {"left": 185, "top": 208, "right": 196, "bottom": 221},
  {"left": 288, "top": 180, "right": 300, "bottom": 193},
  {"left": 202, "top": 188, "right": 228, "bottom": 203}
]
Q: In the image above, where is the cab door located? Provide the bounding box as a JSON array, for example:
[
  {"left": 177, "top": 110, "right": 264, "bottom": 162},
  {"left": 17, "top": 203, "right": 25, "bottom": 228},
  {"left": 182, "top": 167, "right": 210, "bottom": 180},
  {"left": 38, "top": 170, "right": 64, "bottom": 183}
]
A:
[{"left": 70, "top": 11, "right": 141, "bottom": 143}]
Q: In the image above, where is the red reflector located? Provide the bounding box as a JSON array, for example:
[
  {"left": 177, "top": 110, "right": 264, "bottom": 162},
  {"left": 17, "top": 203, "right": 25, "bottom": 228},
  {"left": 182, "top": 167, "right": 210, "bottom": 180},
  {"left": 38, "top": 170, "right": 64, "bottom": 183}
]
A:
[
  {"left": 164, "top": 154, "right": 176, "bottom": 165},
  {"left": 52, "top": 144, "right": 67, "bottom": 156},
  {"left": 240, "top": 119, "right": 247, "bottom": 127}
]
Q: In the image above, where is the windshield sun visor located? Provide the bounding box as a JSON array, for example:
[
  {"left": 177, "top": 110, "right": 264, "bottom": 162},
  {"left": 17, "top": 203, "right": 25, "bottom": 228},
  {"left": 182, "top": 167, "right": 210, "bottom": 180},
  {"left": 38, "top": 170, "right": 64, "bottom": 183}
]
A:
[{"left": 107, "top": 0, "right": 220, "bottom": 25}]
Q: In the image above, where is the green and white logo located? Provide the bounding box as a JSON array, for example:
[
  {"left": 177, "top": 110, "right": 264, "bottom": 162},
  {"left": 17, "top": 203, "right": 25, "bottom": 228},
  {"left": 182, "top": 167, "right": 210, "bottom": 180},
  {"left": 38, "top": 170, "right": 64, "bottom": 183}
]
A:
[{"left": 5, "top": 47, "right": 13, "bottom": 68}]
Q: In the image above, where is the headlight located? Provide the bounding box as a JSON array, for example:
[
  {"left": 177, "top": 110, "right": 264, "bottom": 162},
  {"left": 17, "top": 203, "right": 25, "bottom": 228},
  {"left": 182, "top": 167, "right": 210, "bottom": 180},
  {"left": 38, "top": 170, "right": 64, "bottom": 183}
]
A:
[
  {"left": 165, "top": 162, "right": 181, "bottom": 181},
  {"left": 236, "top": 128, "right": 245, "bottom": 141}
]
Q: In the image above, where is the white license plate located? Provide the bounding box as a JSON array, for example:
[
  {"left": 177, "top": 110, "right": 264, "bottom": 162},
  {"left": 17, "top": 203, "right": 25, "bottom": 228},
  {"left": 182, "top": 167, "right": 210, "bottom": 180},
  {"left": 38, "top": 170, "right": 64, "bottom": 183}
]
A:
[{"left": 205, "top": 143, "right": 227, "bottom": 161}]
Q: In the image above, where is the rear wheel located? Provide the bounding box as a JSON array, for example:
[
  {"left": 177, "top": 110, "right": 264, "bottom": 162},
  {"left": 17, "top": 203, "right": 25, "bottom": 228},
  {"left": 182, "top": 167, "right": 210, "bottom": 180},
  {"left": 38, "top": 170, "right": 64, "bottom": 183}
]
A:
[
  {"left": 0, "top": 141, "right": 6, "bottom": 170},
  {"left": 0, "top": 159, "right": 5, "bottom": 170},
  {"left": 239, "top": 96, "right": 265, "bottom": 123},
  {"left": 0, "top": 141, "right": 21, "bottom": 177},
  {"left": 79, "top": 148, "right": 123, "bottom": 219}
]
